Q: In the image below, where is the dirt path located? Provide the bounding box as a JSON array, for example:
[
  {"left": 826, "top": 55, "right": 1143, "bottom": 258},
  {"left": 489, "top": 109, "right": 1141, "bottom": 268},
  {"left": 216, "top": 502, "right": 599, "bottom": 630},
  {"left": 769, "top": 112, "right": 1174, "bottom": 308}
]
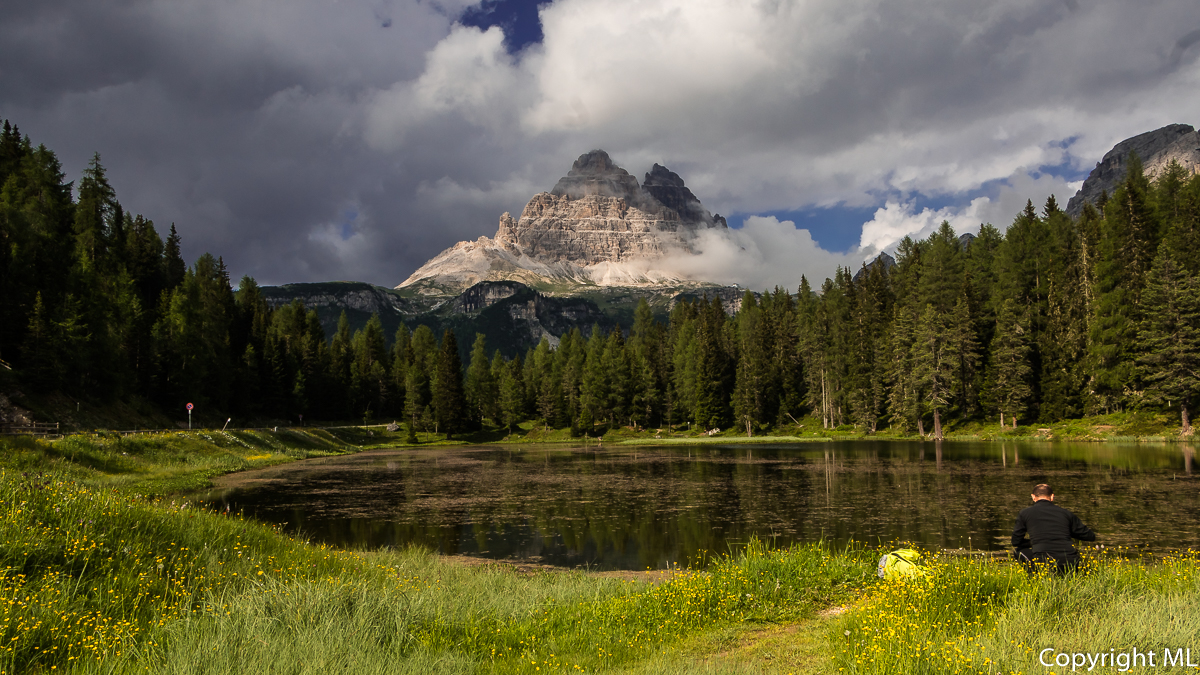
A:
[{"left": 698, "top": 606, "right": 847, "bottom": 673}]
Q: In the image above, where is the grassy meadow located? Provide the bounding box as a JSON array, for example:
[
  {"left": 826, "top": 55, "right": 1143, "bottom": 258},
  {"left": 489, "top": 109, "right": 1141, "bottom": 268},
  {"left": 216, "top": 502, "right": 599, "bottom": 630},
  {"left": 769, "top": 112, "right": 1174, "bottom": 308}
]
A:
[{"left": 3, "top": 430, "right": 1200, "bottom": 673}]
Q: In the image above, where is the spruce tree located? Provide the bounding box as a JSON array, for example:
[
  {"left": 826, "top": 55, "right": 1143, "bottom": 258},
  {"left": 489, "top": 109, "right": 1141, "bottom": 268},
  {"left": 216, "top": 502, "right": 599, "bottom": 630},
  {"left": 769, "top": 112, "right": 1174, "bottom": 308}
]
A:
[
  {"left": 579, "top": 326, "right": 608, "bottom": 430},
  {"left": 465, "top": 333, "right": 497, "bottom": 425},
  {"left": 602, "top": 329, "right": 630, "bottom": 426},
  {"left": 1137, "top": 242, "right": 1200, "bottom": 432},
  {"left": 913, "top": 304, "right": 955, "bottom": 439},
  {"left": 390, "top": 324, "right": 411, "bottom": 417},
  {"left": 1038, "top": 195, "right": 1088, "bottom": 419},
  {"left": 404, "top": 361, "right": 430, "bottom": 432},
  {"left": 163, "top": 224, "right": 186, "bottom": 290},
  {"left": 73, "top": 153, "right": 117, "bottom": 273},
  {"left": 733, "top": 292, "right": 766, "bottom": 435},
  {"left": 432, "top": 330, "right": 466, "bottom": 437},
  {"left": 1090, "top": 160, "right": 1157, "bottom": 412},
  {"left": 986, "top": 298, "right": 1033, "bottom": 427},
  {"left": 498, "top": 355, "right": 524, "bottom": 432}
]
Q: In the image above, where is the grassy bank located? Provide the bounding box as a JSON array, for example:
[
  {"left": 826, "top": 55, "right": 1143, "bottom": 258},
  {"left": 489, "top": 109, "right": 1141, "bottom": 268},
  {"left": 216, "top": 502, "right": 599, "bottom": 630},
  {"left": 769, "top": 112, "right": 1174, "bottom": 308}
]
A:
[
  {"left": 294, "top": 408, "right": 1197, "bottom": 448},
  {"left": 5, "top": 431, "right": 1200, "bottom": 673},
  {"left": 831, "top": 550, "right": 1200, "bottom": 674},
  {"left": 7, "top": 459, "right": 1200, "bottom": 674},
  {"left": 443, "top": 409, "right": 1196, "bottom": 445},
  {"left": 0, "top": 450, "right": 876, "bottom": 673},
  {"left": 0, "top": 428, "right": 375, "bottom": 495}
]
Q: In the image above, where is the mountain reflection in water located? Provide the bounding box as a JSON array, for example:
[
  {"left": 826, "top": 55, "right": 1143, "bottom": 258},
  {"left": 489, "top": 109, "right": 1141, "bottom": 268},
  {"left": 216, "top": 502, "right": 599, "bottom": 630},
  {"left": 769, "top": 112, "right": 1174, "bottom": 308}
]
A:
[{"left": 202, "top": 441, "right": 1200, "bottom": 570}]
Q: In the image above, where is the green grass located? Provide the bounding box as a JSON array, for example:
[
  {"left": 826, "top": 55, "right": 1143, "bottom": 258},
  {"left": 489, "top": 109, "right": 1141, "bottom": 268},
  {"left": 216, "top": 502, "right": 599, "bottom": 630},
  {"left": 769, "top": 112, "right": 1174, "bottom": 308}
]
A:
[
  {"left": 620, "top": 436, "right": 830, "bottom": 445},
  {"left": 6, "top": 430, "right": 1200, "bottom": 674},
  {"left": 0, "top": 429, "right": 363, "bottom": 495},
  {"left": 829, "top": 550, "right": 1200, "bottom": 675},
  {"left": 0, "top": 448, "right": 877, "bottom": 674}
]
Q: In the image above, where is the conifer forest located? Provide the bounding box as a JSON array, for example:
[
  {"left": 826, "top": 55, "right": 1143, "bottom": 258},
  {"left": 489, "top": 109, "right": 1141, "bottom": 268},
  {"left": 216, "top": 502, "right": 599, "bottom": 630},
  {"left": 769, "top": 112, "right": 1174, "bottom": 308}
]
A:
[{"left": 4, "top": 119, "right": 1200, "bottom": 438}]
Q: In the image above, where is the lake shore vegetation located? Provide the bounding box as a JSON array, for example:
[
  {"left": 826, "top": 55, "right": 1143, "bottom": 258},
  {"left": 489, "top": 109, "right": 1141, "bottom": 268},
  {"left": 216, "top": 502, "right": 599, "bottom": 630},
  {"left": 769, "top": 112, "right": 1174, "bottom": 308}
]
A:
[{"left": 5, "top": 432, "right": 1200, "bottom": 674}]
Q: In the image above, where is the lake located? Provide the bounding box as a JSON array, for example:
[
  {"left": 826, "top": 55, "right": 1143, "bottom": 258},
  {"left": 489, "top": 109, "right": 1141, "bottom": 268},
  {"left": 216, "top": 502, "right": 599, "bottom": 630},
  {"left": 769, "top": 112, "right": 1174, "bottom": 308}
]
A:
[{"left": 202, "top": 440, "right": 1200, "bottom": 570}]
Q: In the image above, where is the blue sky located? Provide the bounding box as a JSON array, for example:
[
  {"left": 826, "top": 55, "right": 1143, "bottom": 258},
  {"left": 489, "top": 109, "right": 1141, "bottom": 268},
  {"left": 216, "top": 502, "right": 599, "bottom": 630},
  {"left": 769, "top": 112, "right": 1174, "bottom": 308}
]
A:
[{"left": 460, "top": 0, "right": 546, "bottom": 54}]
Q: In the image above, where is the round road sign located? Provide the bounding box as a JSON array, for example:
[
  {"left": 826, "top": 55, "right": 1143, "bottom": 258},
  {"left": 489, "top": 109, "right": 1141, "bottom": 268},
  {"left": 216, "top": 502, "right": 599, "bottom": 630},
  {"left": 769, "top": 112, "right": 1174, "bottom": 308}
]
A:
[{"left": 186, "top": 403, "right": 194, "bottom": 411}]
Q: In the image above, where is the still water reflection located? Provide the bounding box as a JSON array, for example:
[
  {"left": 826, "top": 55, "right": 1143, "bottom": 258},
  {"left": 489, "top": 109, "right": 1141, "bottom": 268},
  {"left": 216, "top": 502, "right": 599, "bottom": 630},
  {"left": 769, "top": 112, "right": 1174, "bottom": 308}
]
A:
[{"left": 202, "top": 441, "right": 1200, "bottom": 570}]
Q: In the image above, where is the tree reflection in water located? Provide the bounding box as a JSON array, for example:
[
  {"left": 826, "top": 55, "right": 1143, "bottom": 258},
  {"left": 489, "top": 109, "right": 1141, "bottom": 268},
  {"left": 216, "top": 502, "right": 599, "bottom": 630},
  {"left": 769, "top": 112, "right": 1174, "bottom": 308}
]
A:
[{"left": 204, "top": 441, "right": 1200, "bottom": 570}]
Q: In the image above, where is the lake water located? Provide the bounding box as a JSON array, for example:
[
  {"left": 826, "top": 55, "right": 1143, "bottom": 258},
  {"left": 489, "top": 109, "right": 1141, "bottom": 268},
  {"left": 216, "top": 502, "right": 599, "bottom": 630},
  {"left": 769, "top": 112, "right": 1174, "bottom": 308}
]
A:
[{"left": 202, "top": 440, "right": 1200, "bottom": 570}]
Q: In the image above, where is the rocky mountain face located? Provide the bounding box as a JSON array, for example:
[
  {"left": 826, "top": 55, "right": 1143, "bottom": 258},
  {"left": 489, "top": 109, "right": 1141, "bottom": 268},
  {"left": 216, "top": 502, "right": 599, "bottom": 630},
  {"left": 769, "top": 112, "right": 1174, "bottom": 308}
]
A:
[
  {"left": 398, "top": 150, "right": 729, "bottom": 295},
  {"left": 1066, "top": 124, "right": 1200, "bottom": 218}
]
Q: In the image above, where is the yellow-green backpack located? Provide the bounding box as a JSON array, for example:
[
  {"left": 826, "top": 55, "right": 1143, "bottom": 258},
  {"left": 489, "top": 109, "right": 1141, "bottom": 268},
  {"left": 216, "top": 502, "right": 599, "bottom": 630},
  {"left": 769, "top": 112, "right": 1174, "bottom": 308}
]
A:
[{"left": 877, "top": 548, "right": 925, "bottom": 579}]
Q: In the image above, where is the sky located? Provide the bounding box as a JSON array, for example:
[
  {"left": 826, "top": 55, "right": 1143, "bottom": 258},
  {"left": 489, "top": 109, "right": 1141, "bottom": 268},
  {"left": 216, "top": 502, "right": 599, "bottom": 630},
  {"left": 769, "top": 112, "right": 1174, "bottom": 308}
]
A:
[{"left": 2, "top": 0, "right": 1199, "bottom": 291}]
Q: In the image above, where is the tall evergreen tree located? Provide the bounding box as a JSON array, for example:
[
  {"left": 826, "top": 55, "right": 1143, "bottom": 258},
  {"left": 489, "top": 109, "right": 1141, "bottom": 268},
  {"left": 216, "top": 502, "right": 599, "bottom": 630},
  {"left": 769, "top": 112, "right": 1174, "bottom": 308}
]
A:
[
  {"left": 73, "top": 153, "right": 117, "bottom": 273},
  {"left": 465, "top": 333, "right": 497, "bottom": 425},
  {"left": 913, "top": 304, "right": 956, "bottom": 439},
  {"left": 432, "top": 330, "right": 466, "bottom": 436},
  {"left": 162, "top": 224, "right": 186, "bottom": 290},
  {"left": 1137, "top": 242, "right": 1200, "bottom": 433},
  {"left": 986, "top": 298, "right": 1033, "bottom": 427}
]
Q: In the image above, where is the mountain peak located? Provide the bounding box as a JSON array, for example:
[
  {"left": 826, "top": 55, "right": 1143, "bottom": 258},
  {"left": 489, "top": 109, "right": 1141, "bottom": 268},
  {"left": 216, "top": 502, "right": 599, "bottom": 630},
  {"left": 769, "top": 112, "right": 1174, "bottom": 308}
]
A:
[
  {"left": 643, "top": 163, "right": 726, "bottom": 228},
  {"left": 1066, "top": 123, "right": 1199, "bottom": 217},
  {"left": 549, "top": 149, "right": 644, "bottom": 203},
  {"left": 399, "top": 150, "right": 729, "bottom": 294}
]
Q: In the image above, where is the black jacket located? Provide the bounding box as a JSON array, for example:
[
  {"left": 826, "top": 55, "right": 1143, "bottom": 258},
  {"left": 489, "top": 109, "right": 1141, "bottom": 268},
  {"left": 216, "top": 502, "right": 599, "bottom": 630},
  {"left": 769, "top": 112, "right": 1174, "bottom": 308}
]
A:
[{"left": 1011, "top": 499, "right": 1096, "bottom": 554}]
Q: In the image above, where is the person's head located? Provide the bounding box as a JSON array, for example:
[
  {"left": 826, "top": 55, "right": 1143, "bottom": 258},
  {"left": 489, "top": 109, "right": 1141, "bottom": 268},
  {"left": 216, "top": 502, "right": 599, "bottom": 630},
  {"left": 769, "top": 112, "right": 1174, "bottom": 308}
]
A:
[{"left": 1031, "top": 484, "right": 1054, "bottom": 502}]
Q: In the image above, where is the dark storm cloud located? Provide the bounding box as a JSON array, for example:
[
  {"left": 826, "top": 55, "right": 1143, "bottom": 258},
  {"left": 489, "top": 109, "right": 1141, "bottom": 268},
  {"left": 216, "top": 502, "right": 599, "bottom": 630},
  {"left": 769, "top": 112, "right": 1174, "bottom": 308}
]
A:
[
  {"left": 0, "top": 0, "right": 462, "bottom": 285},
  {"left": 3, "top": 0, "right": 1198, "bottom": 290}
]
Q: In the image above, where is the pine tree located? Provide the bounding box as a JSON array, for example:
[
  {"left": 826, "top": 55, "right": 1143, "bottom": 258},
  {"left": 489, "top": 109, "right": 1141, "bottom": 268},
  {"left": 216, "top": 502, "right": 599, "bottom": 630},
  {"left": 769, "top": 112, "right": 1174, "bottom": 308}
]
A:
[
  {"left": 390, "top": 324, "right": 411, "bottom": 417},
  {"left": 628, "top": 298, "right": 662, "bottom": 429},
  {"left": 602, "top": 328, "right": 630, "bottom": 427},
  {"left": 733, "top": 293, "right": 766, "bottom": 436},
  {"left": 885, "top": 304, "right": 919, "bottom": 433},
  {"left": 73, "top": 153, "right": 117, "bottom": 273},
  {"left": 350, "top": 314, "right": 389, "bottom": 417},
  {"left": 465, "top": 333, "right": 497, "bottom": 425},
  {"left": 163, "top": 224, "right": 186, "bottom": 290},
  {"left": 404, "top": 361, "right": 430, "bottom": 432},
  {"left": 1090, "top": 159, "right": 1158, "bottom": 412},
  {"left": 1137, "top": 242, "right": 1200, "bottom": 432},
  {"left": 1037, "top": 195, "right": 1089, "bottom": 419},
  {"left": 913, "top": 304, "right": 955, "bottom": 439},
  {"left": 432, "top": 330, "right": 466, "bottom": 437},
  {"left": 693, "top": 298, "right": 730, "bottom": 430},
  {"left": 498, "top": 355, "right": 524, "bottom": 432},
  {"left": 327, "top": 312, "right": 353, "bottom": 418},
  {"left": 948, "top": 290, "right": 981, "bottom": 414},
  {"left": 669, "top": 303, "right": 698, "bottom": 427},
  {"left": 579, "top": 326, "right": 608, "bottom": 430},
  {"left": 532, "top": 337, "right": 560, "bottom": 430},
  {"left": 986, "top": 298, "right": 1033, "bottom": 427}
]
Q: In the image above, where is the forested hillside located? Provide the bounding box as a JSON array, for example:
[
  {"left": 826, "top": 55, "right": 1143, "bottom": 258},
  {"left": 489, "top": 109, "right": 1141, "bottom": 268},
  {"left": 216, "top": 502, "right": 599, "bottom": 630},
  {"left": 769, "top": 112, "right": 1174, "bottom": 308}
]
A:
[{"left": 3, "top": 118, "right": 1200, "bottom": 436}]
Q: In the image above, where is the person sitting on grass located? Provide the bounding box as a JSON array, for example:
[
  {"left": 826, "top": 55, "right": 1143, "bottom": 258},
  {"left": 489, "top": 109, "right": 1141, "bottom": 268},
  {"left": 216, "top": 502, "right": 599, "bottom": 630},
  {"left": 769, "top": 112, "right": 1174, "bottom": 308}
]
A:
[{"left": 1011, "top": 483, "right": 1096, "bottom": 574}]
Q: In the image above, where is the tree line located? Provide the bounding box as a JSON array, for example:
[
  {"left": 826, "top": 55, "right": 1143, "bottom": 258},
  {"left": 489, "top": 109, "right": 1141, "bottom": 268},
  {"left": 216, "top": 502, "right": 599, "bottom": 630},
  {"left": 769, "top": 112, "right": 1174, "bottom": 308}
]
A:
[{"left": 4, "top": 118, "right": 1200, "bottom": 436}]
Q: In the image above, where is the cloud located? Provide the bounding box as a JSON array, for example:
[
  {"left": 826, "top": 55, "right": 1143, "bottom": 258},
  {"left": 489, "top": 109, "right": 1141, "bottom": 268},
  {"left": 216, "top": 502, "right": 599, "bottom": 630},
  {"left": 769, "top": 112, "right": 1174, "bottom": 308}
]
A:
[
  {"left": 660, "top": 217, "right": 857, "bottom": 292},
  {"left": 856, "top": 170, "right": 1082, "bottom": 258},
  {"left": 3, "top": 0, "right": 1199, "bottom": 290}
]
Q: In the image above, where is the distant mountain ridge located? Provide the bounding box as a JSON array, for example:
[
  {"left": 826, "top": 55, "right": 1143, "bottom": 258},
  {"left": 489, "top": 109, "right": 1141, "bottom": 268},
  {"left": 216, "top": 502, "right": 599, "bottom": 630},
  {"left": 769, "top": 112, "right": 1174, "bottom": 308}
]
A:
[
  {"left": 1066, "top": 123, "right": 1200, "bottom": 217},
  {"left": 260, "top": 280, "right": 747, "bottom": 360},
  {"left": 398, "top": 150, "right": 730, "bottom": 296}
]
